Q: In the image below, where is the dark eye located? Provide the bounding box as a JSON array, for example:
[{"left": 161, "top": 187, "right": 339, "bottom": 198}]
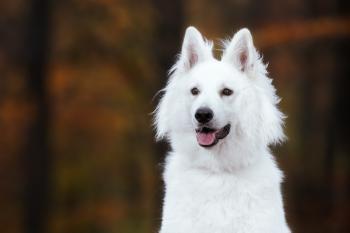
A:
[
  {"left": 191, "top": 87, "right": 200, "bottom": 95},
  {"left": 221, "top": 88, "right": 233, "bottom": 96}
]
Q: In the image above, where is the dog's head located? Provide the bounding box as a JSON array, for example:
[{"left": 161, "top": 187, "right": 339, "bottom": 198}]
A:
[{"left": 154, "top": 27, "right": 285, "bottom": 168}]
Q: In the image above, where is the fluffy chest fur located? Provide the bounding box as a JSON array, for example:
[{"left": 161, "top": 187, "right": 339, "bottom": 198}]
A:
[{"left": 159, "top": 153, "right": 290, "bottom": 233}]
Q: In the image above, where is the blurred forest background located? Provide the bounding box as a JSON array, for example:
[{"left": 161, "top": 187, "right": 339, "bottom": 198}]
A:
[{"left": 0, "top": 0, "right": 349, "bottom": 233}]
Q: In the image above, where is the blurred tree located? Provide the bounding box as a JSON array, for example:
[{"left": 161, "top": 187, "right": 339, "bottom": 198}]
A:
[
  {"left": 152, "top": 0, "right": 185, "bottom": 223},
  {"left": 22, "top": 0, "right": 52, "bottom": 233}
]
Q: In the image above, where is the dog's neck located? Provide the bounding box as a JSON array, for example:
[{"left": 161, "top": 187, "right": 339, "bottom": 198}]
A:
[{"left": 172, "top": 139, "right": 269, "bottom": 173}]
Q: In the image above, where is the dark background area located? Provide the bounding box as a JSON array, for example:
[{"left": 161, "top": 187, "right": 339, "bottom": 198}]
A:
[{"left": 0, "top": 0, "right": 349, "bottom": 233}]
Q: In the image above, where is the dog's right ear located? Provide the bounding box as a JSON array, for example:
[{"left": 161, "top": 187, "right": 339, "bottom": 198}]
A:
[{"left": 177, "top": 26, "right": 213, "bottom": 72}]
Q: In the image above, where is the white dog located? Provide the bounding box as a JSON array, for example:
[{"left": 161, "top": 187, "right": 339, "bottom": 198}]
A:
[{"left": 154, "top": 26, "right": 291, "bottom": 233}]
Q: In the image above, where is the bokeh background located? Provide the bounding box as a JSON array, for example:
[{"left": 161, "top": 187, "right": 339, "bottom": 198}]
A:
[{"left": 0, "top": 0, "right": 349, "bottom": 233}]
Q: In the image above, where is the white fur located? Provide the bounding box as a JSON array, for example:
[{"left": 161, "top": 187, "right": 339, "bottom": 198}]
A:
[{"left": 154, "top": 26, "right": 291, "bottom": 233}]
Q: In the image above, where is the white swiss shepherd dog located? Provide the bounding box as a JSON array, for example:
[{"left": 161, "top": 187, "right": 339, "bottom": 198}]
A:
[{"left": 154, "top": 26, "right": 291, "bottom": 233}]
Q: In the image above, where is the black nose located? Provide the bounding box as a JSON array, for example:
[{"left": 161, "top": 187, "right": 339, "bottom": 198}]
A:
[{"left": 195, "top": 107, "right": 214, "bottom": 124}]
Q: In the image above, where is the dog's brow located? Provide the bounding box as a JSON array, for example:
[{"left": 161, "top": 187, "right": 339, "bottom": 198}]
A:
[{"left": 236, "top": 86, "right": 251, "bottom": 93}]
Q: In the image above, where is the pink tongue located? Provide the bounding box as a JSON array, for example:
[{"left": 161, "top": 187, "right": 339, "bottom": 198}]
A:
[{"left": 196, "top": 132, "right": 216, "bottom": 146}]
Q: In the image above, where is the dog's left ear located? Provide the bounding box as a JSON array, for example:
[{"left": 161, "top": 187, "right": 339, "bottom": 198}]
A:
[{"left": 221, "top": 28, "right": 256, "bottom": 72}]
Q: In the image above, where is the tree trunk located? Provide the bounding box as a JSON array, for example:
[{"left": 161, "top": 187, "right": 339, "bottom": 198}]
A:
[
  {"left": 152, "top": 0, "right": 184, "bottom": 226},
  {"left": 22, "top": 0, "right": 52, "bottom": 233}
]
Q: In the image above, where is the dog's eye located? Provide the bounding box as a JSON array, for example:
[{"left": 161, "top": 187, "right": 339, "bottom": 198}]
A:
[
  {"left": 191, "top": 87, "right": 200, "bottom": 96},
  {"left": 221, "top": 88, "right": 233, "bottom": 96}
]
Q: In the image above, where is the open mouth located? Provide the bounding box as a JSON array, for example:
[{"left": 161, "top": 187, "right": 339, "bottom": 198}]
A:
[{"left": 195, "top": 124, "right": 231, "bottom": 148}]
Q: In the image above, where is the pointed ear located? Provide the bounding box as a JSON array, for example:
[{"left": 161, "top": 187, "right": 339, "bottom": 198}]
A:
[
  {"left": 222, "top": 28, "right": 256, "bottom": 72},
  {"left": 178, "top": 26, "right": 212, "bottom": 72}
]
